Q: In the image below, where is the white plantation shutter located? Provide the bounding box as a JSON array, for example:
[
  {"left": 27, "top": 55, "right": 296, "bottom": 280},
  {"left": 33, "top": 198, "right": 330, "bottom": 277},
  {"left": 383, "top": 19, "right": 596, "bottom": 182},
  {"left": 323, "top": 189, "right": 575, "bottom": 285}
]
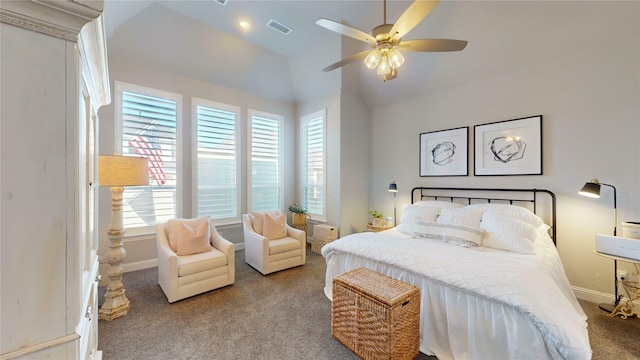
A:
[
  {"left": 301, "top": 109, "right": 326, "bottom": 220},
  {"left": 194, "top": 100, "right": 239, "bottom": 223},
  {"left": 249, "top": 110, "right": 283, "bottom": 212},
  {"left": 117, "top": 83, "right": 179, "bottom": 230}
]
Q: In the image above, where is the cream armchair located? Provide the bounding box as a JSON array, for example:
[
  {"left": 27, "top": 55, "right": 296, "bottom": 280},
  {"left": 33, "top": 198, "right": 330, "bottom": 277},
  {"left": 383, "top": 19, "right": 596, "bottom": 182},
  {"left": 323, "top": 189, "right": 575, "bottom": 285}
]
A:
[
  {"left": 242, "top": 212, "right": 306, "bottom": 275},
  {"left": 156, "top": 217, "right": 235, "bottom": 303}
]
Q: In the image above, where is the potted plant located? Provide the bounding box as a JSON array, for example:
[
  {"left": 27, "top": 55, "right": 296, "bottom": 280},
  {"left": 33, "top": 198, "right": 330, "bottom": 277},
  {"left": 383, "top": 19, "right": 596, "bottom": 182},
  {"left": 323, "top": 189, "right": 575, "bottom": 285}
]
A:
[
  {"left": 369, "top": 208, "right": 384, "bottom": 226},
  {"left": 289, "top": 203, "right": 310, "bottom": 229}
]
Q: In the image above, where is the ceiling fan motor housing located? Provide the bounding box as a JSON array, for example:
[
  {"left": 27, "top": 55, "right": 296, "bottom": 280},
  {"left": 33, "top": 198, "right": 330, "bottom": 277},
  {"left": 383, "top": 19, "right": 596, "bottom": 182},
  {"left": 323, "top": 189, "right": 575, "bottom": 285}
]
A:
[{"left": 371, "top": 24, "right": 397, "bottom": 42}]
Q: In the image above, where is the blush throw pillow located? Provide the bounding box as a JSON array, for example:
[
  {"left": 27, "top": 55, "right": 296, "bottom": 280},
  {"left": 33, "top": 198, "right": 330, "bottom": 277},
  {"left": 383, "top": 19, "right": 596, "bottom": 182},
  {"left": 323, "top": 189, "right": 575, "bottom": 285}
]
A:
[
  {"left": 263, "top": 213, "right": 287, "bottom": 240},
  {"left": 176, "top": 220, "right": 212, "bottom": 256},
  {"left": 166, "top": 217, "right": 210, "bottom": 252},
  {"left": 249, "top": 212, "right": 265, "bottom": 235},
  {"left": 249, "top": 210, "right": 281, "bottom": 235}
]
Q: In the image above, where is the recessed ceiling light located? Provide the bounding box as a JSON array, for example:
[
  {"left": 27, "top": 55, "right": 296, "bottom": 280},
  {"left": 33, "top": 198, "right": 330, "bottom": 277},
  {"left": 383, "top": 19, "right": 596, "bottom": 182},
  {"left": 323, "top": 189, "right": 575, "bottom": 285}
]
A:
[{"left": 239, "top": 20, "right": 251, "bottom": 30}]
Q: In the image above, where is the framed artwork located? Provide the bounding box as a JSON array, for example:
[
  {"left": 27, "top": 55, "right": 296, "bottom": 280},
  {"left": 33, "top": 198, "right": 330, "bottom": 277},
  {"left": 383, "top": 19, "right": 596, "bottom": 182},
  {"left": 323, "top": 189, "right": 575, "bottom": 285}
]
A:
[
  {"left": 419, "top": 126, "right": 468, "bottom": 177},
  {"left": 474, "top": 115, "right": 542, "bottom": 176}
]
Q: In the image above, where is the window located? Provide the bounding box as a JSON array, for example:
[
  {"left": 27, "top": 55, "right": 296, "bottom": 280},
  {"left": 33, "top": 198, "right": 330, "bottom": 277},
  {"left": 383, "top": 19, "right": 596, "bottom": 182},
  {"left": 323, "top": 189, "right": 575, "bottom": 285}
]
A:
[
  {"left": 115, "top": 82, "right": 181, "bottom": 232},
  {"left": 248, "top": 110, "right": 283, "bottom": 212},
  {"left": 193, "top": 98, "right": 240, "bottom": 224},
  {"left": 300, "top": 109, "right": 326, "bottom": 220}
]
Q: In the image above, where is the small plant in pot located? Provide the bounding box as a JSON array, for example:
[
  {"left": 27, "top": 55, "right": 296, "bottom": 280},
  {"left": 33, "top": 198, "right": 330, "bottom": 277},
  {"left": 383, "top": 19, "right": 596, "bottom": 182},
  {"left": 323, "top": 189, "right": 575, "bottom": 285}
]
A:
[
  {"left": 289, "top": 203, "right": 311, "bottom": 227},
  {"left": 369, "top": 208, "right": 384, "bottom": 226}
]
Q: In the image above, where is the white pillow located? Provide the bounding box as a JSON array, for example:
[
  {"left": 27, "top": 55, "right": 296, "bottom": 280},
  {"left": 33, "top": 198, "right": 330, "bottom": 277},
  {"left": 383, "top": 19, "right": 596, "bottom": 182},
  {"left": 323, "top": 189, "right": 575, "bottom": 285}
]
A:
[
  {"left": 166, "top": 217, "right": 211, "bottom": 252},
  {"left": 437, "top": 207, "right": 483, "bottom": 228},
  {"left": 480, "top": 212, "right": 537, "bottom": 254},
  {"left": 414, "top": 200, "right": 464, "bottom": 209},
  {"left": 176, "top": 220, "right": 212, "bottom": 256},
  {"left": 414, "top": 220, "right": 485, "bottom": 248},
  {"left": 263, "top": 213, "right": 287, "bottom": 240},
  {"left": 400, "top": 204, "right": 440, "bottom": 225},
  {"left": 466, "top": 203, "right": 544, "bottom": 228},
  {"left": 397, "top": 204, "right": 442, "bottom": 235}
]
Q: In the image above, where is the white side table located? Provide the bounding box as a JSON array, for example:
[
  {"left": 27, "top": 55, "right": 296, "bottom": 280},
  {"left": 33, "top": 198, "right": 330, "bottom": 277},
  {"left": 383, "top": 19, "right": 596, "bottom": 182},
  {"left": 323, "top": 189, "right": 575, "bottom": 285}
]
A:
[{"left": 593, "top": 250, "right": 640, "bottom": 319}]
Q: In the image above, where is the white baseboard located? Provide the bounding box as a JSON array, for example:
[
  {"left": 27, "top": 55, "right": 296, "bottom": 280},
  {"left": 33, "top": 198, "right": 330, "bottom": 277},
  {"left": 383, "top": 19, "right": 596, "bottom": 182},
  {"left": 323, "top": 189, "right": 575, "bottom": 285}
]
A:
[
  {"left": 122, "top": 259, "right": 158, "bottom": 273},
  {"left": 572, "top": 285, "right": 614, "bottom": 304}
]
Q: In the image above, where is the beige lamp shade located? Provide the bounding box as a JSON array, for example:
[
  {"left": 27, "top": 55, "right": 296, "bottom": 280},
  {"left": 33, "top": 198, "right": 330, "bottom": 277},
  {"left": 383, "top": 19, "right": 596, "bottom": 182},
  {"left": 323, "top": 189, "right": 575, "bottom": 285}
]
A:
[{"left": 99, "top": 155, "right": 149, "bottom": 187}]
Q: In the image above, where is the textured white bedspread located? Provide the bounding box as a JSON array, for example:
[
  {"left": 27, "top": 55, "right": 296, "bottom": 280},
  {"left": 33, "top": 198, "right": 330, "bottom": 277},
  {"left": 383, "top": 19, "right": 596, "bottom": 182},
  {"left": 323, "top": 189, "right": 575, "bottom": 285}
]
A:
[{"left": 322, "top": 229, "right": 591, "bottom": 360}]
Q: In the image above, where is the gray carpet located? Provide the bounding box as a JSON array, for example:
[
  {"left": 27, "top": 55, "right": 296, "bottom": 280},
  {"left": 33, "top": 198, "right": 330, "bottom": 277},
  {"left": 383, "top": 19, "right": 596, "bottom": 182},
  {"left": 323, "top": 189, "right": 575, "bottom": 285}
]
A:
[{"left": 99, "top": 248, "right": 640, "bottom": 359}]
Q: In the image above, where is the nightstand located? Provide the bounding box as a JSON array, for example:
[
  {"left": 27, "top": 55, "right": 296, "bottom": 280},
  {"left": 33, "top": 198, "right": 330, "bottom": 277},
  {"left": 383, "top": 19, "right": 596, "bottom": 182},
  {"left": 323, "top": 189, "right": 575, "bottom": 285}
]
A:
[
  {"left": 593, "top": 249, "right": 640, "bottom": 319},
  {"left": 365, "top": 224, "right": 394, "bottom": 232}
]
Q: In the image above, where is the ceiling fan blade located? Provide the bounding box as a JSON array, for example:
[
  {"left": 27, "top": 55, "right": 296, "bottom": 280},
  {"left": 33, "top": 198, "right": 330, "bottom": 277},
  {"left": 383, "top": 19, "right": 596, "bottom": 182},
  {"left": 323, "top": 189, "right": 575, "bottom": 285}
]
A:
[
  {"left": 316, "top": 18, "right": 377, "bottom": 44},
  {"left": 389, "top": 0, "right": 440, "bottom": 40},
  {"left": 400, "top": 39, "right": 468, "bottom": 52},
  {"left": 322, "top": 50, "right": 371, "bottom": 72}
]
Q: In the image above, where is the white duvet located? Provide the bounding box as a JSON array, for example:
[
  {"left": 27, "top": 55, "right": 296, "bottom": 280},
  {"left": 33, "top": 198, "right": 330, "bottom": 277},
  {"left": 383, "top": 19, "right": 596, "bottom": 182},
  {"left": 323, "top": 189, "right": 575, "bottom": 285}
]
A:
[{"left": 322, "top": 229, "right": 591, "bottom": 360}]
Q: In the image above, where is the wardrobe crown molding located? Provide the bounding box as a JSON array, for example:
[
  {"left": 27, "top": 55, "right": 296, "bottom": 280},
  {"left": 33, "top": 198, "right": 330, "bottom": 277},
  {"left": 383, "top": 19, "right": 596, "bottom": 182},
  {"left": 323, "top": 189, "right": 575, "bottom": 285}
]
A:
[{"left": 1, "top": 0, "right": 103, "bottom": 41}]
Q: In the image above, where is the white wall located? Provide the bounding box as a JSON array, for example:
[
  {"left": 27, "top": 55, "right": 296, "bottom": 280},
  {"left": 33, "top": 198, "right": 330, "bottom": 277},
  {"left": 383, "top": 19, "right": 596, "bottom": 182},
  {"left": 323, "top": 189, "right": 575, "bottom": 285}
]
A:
[
  {"left": 296, "top": 91, "right": 342, "bottom": 230},
  {"left": 369, "top": 32, "right": 640, "bottom": 300},
  {"left": 339, "top": 89, "right": 370, "bottom": 235},
  {"left": 98, "top": 57, "right": 296, "bottom": 274}
]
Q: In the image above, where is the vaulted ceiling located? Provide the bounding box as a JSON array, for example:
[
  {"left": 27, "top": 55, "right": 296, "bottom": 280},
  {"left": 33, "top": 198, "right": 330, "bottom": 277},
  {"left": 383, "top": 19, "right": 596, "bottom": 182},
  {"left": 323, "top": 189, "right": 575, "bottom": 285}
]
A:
[{"left": 104, "top": 0, "right": 638, "bottom": 108}]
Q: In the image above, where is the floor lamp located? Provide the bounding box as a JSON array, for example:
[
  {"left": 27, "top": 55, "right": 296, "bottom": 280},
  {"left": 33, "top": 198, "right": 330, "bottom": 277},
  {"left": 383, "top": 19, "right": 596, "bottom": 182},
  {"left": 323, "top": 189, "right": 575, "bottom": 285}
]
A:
[
  {"left": 388, "top": 181, "right": 398, "bottom": 226},
  {"left": 98, "top": 155, "right": 148, "bottom": 321},
  {"left": 579, "top": 178, "right": 621, "bottom": 313}
]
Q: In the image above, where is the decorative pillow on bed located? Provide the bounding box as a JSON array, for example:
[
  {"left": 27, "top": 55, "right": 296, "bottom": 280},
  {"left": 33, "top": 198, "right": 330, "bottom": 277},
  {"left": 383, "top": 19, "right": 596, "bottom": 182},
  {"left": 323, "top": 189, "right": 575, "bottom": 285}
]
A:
[
  {"left": 414, "top": 200, "right": 464, "bottom": 209},
  {"left": 166, "top": 216, "right": 212, "bottom": 252},
  {"left": 436, "top": 207, "right": 484, "bottom": 228},
  {"left": 400, "top": 204, "right": 440, "bottom": 224},
  {"left": 479, "top": 212, "right": 537, "bottom": 254},
  {"left": 397, "top": 204, "right": 442, "bottom": 235},
  {"left": 176, "top": 220, "right": 213, "bottom": 256},
  {"left": 413, "top": 220, "right": 485, "bottom": 248},
  {"left": 263, "top": 212, "right": 287, "bottom": 240},
  {"left": 466, "top": 203, "right": 544, "bottom": 228}
]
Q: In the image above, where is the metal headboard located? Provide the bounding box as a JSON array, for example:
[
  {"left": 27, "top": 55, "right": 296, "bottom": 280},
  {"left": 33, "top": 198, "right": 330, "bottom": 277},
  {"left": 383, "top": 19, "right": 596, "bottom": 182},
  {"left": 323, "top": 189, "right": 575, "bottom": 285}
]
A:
[{"left": 411, "top": 187, "right": 557, "bottom": 245}]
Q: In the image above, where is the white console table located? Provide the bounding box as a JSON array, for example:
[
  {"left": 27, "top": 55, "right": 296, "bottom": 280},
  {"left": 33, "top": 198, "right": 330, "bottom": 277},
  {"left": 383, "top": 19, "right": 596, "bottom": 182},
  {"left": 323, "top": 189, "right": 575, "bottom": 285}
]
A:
[{"left": 593, "top": 250, "right": 640, "bottom": 319}]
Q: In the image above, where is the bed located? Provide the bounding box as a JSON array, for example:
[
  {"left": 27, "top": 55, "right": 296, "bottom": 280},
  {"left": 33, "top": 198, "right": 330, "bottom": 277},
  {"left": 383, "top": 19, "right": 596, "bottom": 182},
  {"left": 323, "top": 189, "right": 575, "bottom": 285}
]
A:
[{"left": 322, "top": 187, "right": 591, "bottom": 360}]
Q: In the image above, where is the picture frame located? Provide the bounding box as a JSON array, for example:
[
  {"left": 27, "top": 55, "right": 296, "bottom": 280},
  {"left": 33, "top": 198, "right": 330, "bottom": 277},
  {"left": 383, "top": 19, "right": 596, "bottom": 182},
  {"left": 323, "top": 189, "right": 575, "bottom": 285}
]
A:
[
  {"left": 474, "top": 115, "right": 542, "bottom": 176},
  {"left": 419, "top": 126, "right": 468, "bottom": 177}
]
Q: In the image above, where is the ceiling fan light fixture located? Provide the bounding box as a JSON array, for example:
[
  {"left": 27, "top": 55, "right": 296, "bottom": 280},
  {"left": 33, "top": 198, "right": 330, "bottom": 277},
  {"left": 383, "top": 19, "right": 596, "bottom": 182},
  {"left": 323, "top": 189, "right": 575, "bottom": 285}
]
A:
[
  {"left": 377, "top": 53, "right": 391, "bottom": 75},
  {"left": 388, "top": 48, "right": 405, "bottom": 68},
  {"left": 364, "top": 49, "right": 382, "bottom": 69},
  {"left": 316, "top": 0, "right": 468, "bottom": 82}
]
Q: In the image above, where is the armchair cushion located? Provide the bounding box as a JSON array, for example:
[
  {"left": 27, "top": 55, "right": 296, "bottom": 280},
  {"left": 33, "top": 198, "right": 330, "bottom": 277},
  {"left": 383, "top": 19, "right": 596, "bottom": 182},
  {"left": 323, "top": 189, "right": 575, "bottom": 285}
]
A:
[
  {"left": 176, "top": 220, "right": 212, "bottom": 256},
  {"left": 269, "top": 238, "right": 302, "bottom": 254},
  {"left": 177, "top": 248, "right": 228, "bottom": 277},
  {"left": 166, "top": 216, "right": 211, "bottom": 252},
  {"left": 263, "top": 213, "right": 287, "bottom": 240}
]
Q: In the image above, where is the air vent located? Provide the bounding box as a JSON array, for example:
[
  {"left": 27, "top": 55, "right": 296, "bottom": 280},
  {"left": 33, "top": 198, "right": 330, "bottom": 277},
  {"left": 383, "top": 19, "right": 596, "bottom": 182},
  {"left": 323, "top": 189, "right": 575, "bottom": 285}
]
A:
[
  {"left": 267, "top": 19, "right": 293, "bottom": 35},
  {"left": 215, "top": 0, "right": 228, "bottom": 5}
]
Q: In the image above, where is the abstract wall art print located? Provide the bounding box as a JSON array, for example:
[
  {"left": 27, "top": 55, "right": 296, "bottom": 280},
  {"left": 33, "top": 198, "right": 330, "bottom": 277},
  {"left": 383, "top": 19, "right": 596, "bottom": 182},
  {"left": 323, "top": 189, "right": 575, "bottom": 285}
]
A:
[
  {"left": 419, "top": 127, "right": 468, "bottom": 177},
  {"left": 474, "top": 115, "right": 542, "bottom": 176}
]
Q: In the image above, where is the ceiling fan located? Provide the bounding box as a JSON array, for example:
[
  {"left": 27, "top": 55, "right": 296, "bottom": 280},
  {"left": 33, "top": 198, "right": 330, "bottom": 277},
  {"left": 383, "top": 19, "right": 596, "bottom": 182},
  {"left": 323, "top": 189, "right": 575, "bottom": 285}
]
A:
[{"left": 316, "top": 0, "right": 467, "bottom": 81}]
